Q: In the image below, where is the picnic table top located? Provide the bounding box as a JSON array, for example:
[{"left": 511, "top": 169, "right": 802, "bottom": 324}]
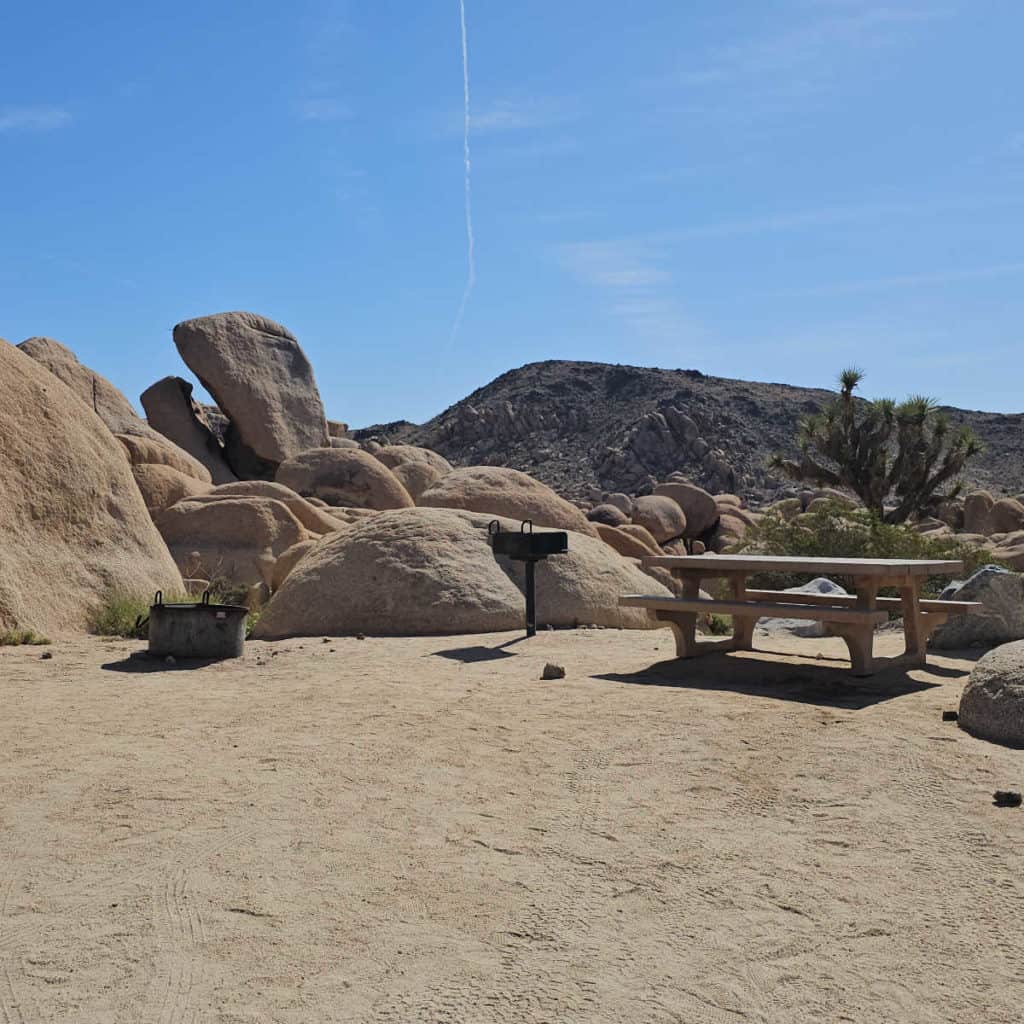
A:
[{"left": 641, "top": 554, "right": 964, "bottom": 578}]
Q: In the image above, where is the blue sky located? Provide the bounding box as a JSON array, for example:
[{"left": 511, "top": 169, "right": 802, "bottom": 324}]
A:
[{"left": 1, "top": 0, "right": 1021, "bottom": 426}]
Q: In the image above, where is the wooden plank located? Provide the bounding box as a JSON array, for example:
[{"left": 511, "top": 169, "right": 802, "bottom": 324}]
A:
[
  {"left": 743, "top": 589, "right": 982, "bottom": 614},
  {"left": 641, "top": 554, "right": 963, "bottom": 577},
  {"left": 619, "top": 595, "right": 888, "bottom": 625}
]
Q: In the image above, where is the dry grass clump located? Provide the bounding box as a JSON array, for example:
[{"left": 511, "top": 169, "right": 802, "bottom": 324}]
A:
[
  {"left": 87, "top": 591, "right": 173, "bottom": 639},
  {"left": 0, "top": 628, "right": 51, "bottom": 646},
  {"left": 88, "top": 586, "right": 261, "bottom": 640}
]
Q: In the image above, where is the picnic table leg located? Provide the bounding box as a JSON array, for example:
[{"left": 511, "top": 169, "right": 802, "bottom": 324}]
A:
[
  {"left": 656, "top": 574, "right": 700, "bottom": 658},
  {"left": 899, "top": 582, "right": 927, "bottom": 666},
  {"left": 835, "top": 580, "right": 880, "bottom": 676},
  {"left": 729, "top": 574, "right": 756, "bottom": 651}
]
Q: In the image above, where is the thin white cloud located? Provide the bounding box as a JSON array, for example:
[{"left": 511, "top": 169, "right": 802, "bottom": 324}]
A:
[
  {"left": 554, "top": 239, "right": 695, "bottom": 339},
  {"left": 472, "top": 97, "right": 574, "bottom": 134},
  {"left": 708, "top": 2, "right": 948, "bottom": 80},
  {"left": 556, "top": 240, "right": 670, "bottom": 289},
  {"left": 0, "top": 106, "right": 71, "bottom": 133},
  {"left": 759, "top": 262, "right": 1024, "bottom": 298},
  {"left": 649, "top": 192, "right": 1024, "bottom": 243},
  {"left": 297, "top": 97, "right": 353, "bottom": 122},
  {"left": 295, "top": 0, "right": 354, "bottom": 123},
  {"left": 479, "top": 136, "right": 579, "bottom": 164},
  {"left": 658, "top": 1, "right": 952, "bottom": 118},
  {"left": 431, "top": 95, "right": 576, "bottom": 140}
]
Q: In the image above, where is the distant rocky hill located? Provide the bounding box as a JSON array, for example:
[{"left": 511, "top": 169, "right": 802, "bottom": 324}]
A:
[{"left": 353, "top": 360, "right": 1024, "bottom": 503}]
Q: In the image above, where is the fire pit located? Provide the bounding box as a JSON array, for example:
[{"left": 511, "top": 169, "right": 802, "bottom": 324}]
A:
[
  {"left": 148, "top": 591, "right": 248, "bottom": 660},
  {"left": 489, "top": 520, "right": 568, "bottom": 638}
]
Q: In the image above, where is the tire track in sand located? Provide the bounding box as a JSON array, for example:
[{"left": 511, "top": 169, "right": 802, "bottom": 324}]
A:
[
  {"left": 0, "top": 963, "right": 28, "bottom": 1024},
  {"left": 0, "top": 842, "right": 35, "bottom": 1024},
  {"left": 142, "top": 825, "right": 256, "bottom": 1024},
  {"left": 365, "top": 750, "right": 614, "bottom": 1022}
]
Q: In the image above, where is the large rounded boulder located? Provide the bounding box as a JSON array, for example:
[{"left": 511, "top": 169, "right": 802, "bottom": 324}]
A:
[
  {"left": 631, "top": 494, "right": 687, "bottom": 544},
  {"left": 499, "top": 525, "right": 669, "bottom": 630},
  {"left": 617, "top": 524, "right": 661, "bottom": 553},
  {"left": 140, "top": 376, "right": 236, "bottom": 484},
  {"left": 276, "top": 448, "right": 414, "bottom": 510},
  {"left": 595, "top": 524, "right": 657, "bottom": 560},
  {"left": 930, "top": 567, "right": 1024, "bottom": 649},
  {"left": 132, "top": 464, "right": 212, "bottom": 514},
  {"left": 653, "top": 481, "right": 718, "bottom": 538},
  {"left": 271, "top": 538, "right": 322, "bottom": 591},
  {"left": 990, "top": 498, "right": 1024, "bottom": 536},
  {"left": 155, "top": 496, "right": 308, "bottom": 586},
  {"left": 374, "top": 445, "right": 453, "bottom": 475},
  {"left": 992, "top": 534, "right": 1024, "bottom": 571},
  {"left": 391, "top": 460, "right": 448, "bottom": 502},
  {"left": 116, "top": 432, "right": 213, "bottom": 484},
  {"left": 373, "top": 445, "right": 454, "bottom": 502},
  {"left": 963, "top": 491, "right": 996, "bottom": 535},
  {"left": 172, "top": 312, "right": 329, "bottom": 475},
  {"left": 255, "top": 508, "right": 523, "bottom": 637},
  {"left": 18, "top": 335, "right": 160, "bottom": 440},
  {"left": 0, "top": 340, "right": 183, "bottom": 635},
  {"left": 959, "top": 640, "right": 1024, "bottom": 747},
  {"left": 587, "top": 504, "right": 630, "bottom": 528},
  {"left": 193, "top": 481, "right": 343, "bottom": 535},
  {"left": 253, "top": 508, "right": 669, "bottom": 639},
  {"left": 418, "top": 466, "right": 598, "bottom": 537}
]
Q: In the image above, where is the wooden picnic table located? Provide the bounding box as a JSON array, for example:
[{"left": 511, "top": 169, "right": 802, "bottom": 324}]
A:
[{"left": 620, "top": 555, "right": 980, "bottom": 676}]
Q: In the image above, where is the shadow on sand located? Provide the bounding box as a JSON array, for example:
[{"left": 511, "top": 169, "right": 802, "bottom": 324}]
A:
[
  {"left": 431, "top": 636, "right": 530, "bottom": 663},
  {"left": 101, "top": 654, "right": 225, "bottom": 674},
  {"left": 592, "top": 649, "right": 961, "bottom": 710}
]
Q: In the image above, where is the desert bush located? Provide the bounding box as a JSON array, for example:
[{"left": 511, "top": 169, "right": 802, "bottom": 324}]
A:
[
  {"left": 88, "top": 591, "right": 168, "bottom": 639},
  {"left": 735, "top": 501, "right": 1004, "bottom": 596},
  {"left": 88, "top": 585, "right": 261, "bottom": 640},
  {"left": 0, "top": 629, "right": 51, "bottom": 646}
]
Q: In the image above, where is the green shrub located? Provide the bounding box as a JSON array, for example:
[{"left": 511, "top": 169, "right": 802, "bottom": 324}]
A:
[
  {"left": 735, "top": 501, "right": 1005, "bottom": 596},
  {"left": 88, "top": 586, "right": 260, "bottom": 640},
  {"left": 0, "top": 629, "right": 51, "bottom": 646},
  {"left": 207, "top": 577, "right": 251, "bottom": 607},
  {"left": 244, "top": 609, "right": 261, "bottom": 639},
  {"left": 706, "top": 614, "right": 733, "bottom": 636},
  {"left": 88, "top": 591, "right": 165, "bottom": 639}
]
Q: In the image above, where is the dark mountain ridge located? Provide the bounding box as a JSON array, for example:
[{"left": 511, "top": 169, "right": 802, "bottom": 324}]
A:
[{"left": 354, "top": 360, "right": 1024, "bottom": 502}]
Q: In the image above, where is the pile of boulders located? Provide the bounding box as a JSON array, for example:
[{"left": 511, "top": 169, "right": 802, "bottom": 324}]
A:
[
  {"left": 3, "top": 313, "right": 683, "bottom": 639},
  {"left": 0, "top": 341, "right": 182, "bottom": 637},
  {"left": 579, "top": 476, "right": 760, "bottom": 556},
  {"left": 956, "top": 491, "right": 1024, "bottom": 569},
  {"left": 6, "top": 310, "right": 1021, "bottom": 655}
]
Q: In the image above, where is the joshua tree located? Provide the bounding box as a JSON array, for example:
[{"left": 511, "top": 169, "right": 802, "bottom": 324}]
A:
[{"left": 770, "top": 368, "right": 982, "bottom": 524}]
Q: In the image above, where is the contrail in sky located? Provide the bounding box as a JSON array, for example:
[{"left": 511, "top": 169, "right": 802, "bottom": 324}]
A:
[{"left": 450, "top": 0, "right": 475, "bottom": 342}]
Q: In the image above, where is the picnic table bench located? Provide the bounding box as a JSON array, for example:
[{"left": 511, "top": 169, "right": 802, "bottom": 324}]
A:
[{"left": 620, "top": 555, "right": 981, "bottom": 676}]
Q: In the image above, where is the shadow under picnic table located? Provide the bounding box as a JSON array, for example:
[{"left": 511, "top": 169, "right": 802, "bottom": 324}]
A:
[{"left": 592, "top": 648, "right": 949, "bottom": 709}]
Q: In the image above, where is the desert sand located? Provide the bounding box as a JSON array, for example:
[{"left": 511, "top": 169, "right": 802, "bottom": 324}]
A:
[{"left": 1, "top": 628, "right": 1022, "bottom": 1023}]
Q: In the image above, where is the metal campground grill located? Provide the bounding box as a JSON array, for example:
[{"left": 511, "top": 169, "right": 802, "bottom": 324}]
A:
[{"left": 489, "top": 520, "right": 568, "bottom": 638}]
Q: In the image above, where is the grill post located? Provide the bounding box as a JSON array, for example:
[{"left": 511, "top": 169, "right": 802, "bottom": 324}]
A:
[
  {"left": 488, "top": 519, "right": 568, "bottom": 640},
  {"left": 525, "top": 559, "right": 536, "bottom": 638}
]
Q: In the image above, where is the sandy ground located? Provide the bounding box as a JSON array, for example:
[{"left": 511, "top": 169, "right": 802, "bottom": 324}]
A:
[{"left": 1, "top": 627, "right": 1022, "bottom": 1024}]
